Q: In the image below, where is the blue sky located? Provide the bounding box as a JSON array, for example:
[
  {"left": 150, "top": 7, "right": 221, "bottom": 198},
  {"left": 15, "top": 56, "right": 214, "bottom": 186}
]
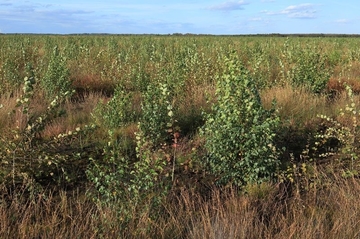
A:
[{"left": 0, "top": 0, "right": 359, "bottom": 34}]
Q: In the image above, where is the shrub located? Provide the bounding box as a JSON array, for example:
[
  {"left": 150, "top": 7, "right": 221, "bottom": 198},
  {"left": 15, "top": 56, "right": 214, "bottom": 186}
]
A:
[
  {"left": 138, "top": 82, "right": 175, "bottom": 147},
  {"left": 87, "top": 84, "right": 135, "bottom": 204},
  {"left": 86, "top": 81, "right": 175, "bottom": 230},
  {"left": 132, "top": 81, "right": 176, "bottom": 195},
  {"left": 41, "top": 46, "right": 73, "bottom": 100},
  {"left": 93, "top": 85, "right": 135, "bottom": 129},
  {"left": 201, "top": 52, "right": 281, "bottom": 186}
]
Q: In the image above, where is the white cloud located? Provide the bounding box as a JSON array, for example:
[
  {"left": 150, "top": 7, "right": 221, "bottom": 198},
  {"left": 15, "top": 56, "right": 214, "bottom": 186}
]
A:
[
  {"left": 264, "top": 3, "right": 317, "bottom": 19},
  {"left": 209, "top": 1, "right": 248, "bottom": 11},
  {"left": 281, "top": 4, "right": 316, "bottom": 18}
]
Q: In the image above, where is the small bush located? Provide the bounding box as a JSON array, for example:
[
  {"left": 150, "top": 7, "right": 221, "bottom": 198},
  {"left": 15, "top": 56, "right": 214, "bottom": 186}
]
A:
[
  {"left": 201, "top": 52, "right": 281, "bottom": 186},
  {"left": 41, "top": 46, "right": 73, "bottom": 100},
  {"left": 87, "top": 81, "right": 175, "bottom": 228}
]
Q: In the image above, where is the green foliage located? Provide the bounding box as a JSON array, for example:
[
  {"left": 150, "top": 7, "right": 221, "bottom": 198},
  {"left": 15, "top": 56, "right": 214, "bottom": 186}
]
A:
[
  {"left": 86, "top": 81, "right": 175, "bottom": 228},
  {"left": 93, "top": 85, "right": 135, "bottom": 129},
  {"left": 87, "top": 85, "right": 135, "bottom": 204},
  {"left": 1, "top": 58, "right": 23, "bottom": 94},
  {"left": 132, "top": 81, "right": 176, "bottom": 193},
  {"left": 41, "top": 46, "right": 73, "bottom": 100},
  {"left": 132, "top": 127, "right": 169, "bottom": 201},
  {"left": 139, "top": 82, "right": 174, "bottom": 147},
  {"left": 87, "top": 85, "right": 136, "bottom": 207},
  {"left": 86, "top": 137, "right": 131, "bottom": 203},
  {"left": 201, "top": 53, "right": 281, "bottom": 186},
  {"left": 88, "top": 84, "right": 140, "bottom": 203},
  {"left": 280, "top": 39, "right": 331, "bottom": 94}
]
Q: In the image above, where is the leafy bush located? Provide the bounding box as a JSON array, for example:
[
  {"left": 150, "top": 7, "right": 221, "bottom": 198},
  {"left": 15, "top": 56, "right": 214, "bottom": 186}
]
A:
[
  {"left": 201, "top": 52, "right": 281, "bottom": 186},
  {"left": 87, "top": 81, "right": 174, "bottom": 226},
  {"left": 41, "top": 46, "right": 73, "bottom": 100},
  {"left": 132, "top": 81, "right": 176, "bottom": 194},
  {"left": 138, "top": 82, "right": 175, "bottom": 147},
  {"left": 93, "top": 85, "right": 135, "bottom": 129},
  {"left": 87, "top": 85, "right": 135, "bottom": 203}
]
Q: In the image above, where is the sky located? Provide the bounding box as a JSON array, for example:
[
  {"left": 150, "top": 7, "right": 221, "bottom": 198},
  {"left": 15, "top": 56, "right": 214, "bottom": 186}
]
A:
[{"left": 0, "top": 0, "right": 359, "bottom": 35}]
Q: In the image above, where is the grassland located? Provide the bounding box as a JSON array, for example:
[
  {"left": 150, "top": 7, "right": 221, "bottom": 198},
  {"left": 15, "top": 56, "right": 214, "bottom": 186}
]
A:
[{"left": 1, "top": 34, "right": 360, "bottom": 238}]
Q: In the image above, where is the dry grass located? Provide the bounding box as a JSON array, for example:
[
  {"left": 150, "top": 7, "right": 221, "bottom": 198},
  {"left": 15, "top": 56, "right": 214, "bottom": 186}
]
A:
[
  {"left": 0, "top": 90, "right": 47, "bottom": 136},
  {"left": 327, "top": 77, "right": 360, "bottom": 95},
  {"left": 261, "top": 84, "right": 360, "bottom": 128},
  {"left": 172, "top": 171, "right": 360, "bottom": 239},
  {"left": 262, "top": 84, "right": 330, "bottom": 126},
  {"left": 0, "top": 189, "right": 99, "bottom": 239},
  {"left": 2, "top": 168, "right": 360, "bottom": 239},
  {"left": 0, "top": 88, "right": 104, "bottom": 139},
  {"left": 0, "top": 92, "right": 19, "bottom": 133},
  {"left": 71, "top": 73, "right": 115, "bottom": 98}
]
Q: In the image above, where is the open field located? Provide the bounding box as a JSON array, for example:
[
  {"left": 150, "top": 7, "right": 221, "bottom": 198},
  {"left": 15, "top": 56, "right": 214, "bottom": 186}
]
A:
[{"left": 1, "top": 34, "right": 360, "bottom": 238}]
